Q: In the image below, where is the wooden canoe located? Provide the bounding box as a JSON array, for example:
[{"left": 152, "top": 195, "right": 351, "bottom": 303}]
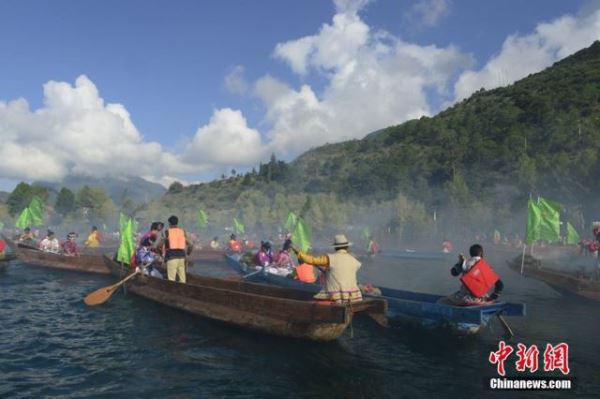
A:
[
  {"left": 508, "top": 254, "right": 600, "bottom": 301},
  {"left": 103, "top": 256, "right": 387, "bottom": 341},
  {"left": 3, "top": 236, "right": 111, "bottom": 274},
  {"left": 226, "top": 255, "right": 526, "bottom": 335}
]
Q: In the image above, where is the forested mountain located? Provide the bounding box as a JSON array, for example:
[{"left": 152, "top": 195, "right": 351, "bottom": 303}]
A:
[{"left": 156, "top": 41, "right": 600, "bottom": 239}]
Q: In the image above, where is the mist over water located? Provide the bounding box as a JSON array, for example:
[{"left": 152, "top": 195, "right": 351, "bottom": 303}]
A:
[{"left": 1, "top": 252, "right": 598, "bottom": 398}]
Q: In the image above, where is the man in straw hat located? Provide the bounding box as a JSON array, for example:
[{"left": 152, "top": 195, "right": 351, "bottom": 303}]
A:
[{"left": 294, "top": 234, "right": 362, "bottom": 303}]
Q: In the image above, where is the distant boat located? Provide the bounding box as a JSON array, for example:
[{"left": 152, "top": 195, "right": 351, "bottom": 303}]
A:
[
  {"left": 2, "top": 235, "right": 111, "bottom": 274},
  {"left": 508, "top": 254, "right": 600, "bottom": 301}
]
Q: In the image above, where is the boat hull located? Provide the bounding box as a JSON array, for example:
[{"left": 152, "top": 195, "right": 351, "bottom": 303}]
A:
[{"left": 104, "top": 256, "right": 386, "bottom": 341}]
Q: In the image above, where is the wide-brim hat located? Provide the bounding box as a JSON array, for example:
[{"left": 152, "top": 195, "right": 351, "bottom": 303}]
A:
[{"left": 333, "top": 234, "right": 351, "bottom": 248}]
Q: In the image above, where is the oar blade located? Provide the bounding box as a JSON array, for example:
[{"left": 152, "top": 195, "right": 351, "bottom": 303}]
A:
[{"left": 84, "top": 285, "right": 117, "bottom": 306}]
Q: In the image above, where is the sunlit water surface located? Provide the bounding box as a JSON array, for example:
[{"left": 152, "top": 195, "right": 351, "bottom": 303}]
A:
[{"left": 1, "top": 252, "right": 598, "bottom": 398}]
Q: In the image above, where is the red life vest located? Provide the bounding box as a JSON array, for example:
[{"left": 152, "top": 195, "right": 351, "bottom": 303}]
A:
[
  {"left": 229, "top": 240, "right": 242, "bottom": 253},
  {"left": 460, "top": 258, "right": 499, "bottom": 298},
  {"left": 295, "top": 263, "right": 316, "bottom": 283},
  {"left": 0, "top": 240, "right": 5, "bottom": 252},
  {"left": 370, "top": 241, "right": 380, "bottom": 253}
]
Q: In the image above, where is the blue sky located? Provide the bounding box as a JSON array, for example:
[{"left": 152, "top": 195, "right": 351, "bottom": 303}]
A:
[{"left": 0, "top": 0, "right": 597, "bottom": 190}]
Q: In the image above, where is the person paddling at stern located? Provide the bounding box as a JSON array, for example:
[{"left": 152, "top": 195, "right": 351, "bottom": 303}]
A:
[
  {"left": 153, "top": 215, "right": 193, "bottom": 283},
  {"left": 293, "top": 234, "right": 362, "bottom": 304},
  {"left": 444, "top": 244, "right": 503, "bottom": 306}
]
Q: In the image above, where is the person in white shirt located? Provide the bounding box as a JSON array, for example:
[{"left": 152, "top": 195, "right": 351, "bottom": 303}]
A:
[
  {"left": 210, "top": 236, "right": 220, "bottom": 250},
  {"left": 39, "top": 230, "right": 60, "bottom": 254}
]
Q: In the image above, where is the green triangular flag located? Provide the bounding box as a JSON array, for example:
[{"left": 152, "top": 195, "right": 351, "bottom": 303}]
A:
[
  {"left": 537, "top": 197, "right": 561, "bottom": 243},
  {"left": 197, "top": 209, "right": 208, "bottom": 230},
  {"left": 15, "top": 208, "right": 33, "bottom": 230},
  {"left": 233, "top": 218, "right": 245, "bottom": 235},
  {"left": 284, "top": 212, "right": 297, "bottom": 231},
  {"left": 28, "top": 196, "right": 44, "bottom": 226},
  {"left": 293, "top": 218, "right": 312, "bottom": 252},
  {"left": 566, "top": 222, "right": 580, "bottom": 245},
  {"left": 116, "top": 214, "right": 136, "bottom": 264}
]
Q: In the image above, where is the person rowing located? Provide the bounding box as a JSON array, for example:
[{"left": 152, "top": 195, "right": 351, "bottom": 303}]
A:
[
  {"left": 444, "top": 244, "right": 504, "bottom": 305},
  {"left": 294, "top": 234, "right": 362, "bottom": 303}
]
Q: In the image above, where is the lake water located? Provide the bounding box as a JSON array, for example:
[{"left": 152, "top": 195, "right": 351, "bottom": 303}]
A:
[{"left": 1, "top": 251, "right": 598, "bottom": 398}]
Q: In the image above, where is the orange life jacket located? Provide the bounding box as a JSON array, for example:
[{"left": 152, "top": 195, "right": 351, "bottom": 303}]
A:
[
  {"left": 245, "top": 240, "right": 255, "bottom": 249},
  {"left": 167, "top": 228, "right": 186, "bottom": 250},
  {"left": 229, "top": 240, "right": 242, "bottom": 252},
  {"left": 460, "top": 258, "right": 499, "bottom": 297},
  {"left": 295, "top": 263, "right": 316, "bottom": 283}
]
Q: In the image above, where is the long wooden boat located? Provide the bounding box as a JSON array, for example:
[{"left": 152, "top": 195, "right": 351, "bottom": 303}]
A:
[
  {"left": 3, "top": 235, "right": 111, "bottom": 274},
  {"left": 226, "top": 255, "right": 525, "bottom": 335},
  {"left": 103, "top": 255, "right": 387, "bottom": 341},
  {"left": 508, "top": 254, "right": 600, "bottom": 301}
]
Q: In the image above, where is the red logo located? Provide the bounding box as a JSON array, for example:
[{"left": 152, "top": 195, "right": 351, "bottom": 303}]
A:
[{"left": 489, "top": 342, "right": 570, "bottom": 376}]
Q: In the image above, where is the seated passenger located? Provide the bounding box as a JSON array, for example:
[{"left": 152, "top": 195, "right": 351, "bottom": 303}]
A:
[
  {"left": 228, "top": 234, "right": 242, "bottom": 253},
  {"left": 39, "top": 230, "right": 60, "bottom": 254},
  {"left": 136, "top": 236, "right": 163, "bottom": 278},
  {"left": 18, "top": 227, "right": 36, "bottom": 247},
  {"left": 84, "top": 226, "right": 101, "bottom": 248},
  {"left": 254, "top": 241, "right": 274, "bottom": 267},
  {"left": 210, "top": 236, "right": 220, "bottom": 249},
  {"left": 275, "top": 239, "right": 295, "bottom": 268},
  {"left": 445, "top": 244, "right": 503, "bottom": 305},
  {"left": 61, "top": 232, "right": 79, "bottom": 256}
]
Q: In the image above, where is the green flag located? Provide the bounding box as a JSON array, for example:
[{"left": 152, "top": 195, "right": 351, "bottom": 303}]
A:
[
  {"left": 15, "top": 208, "right": 33, "bottom": 230},
  {"left": 537, "top": 197, "right": 561, "bottom": 243},
  {"left": 116, "top": 214, "right": 135, "bottom": 264},
  {"left": 233, "top": 218, "right": 245, "bottom": 235},
  {"left": 284, "top": 212, "right": 297, "bottom": 231},
  {"left": 28, "top": 196, "right": 44, "bottom": 226},
  {"left": 362, "top": 227, "right": 371, "bottom": 240},
  {"left": 197, "top": 209, "right": 208, "bottom": 230},
  {"left": 526, "top": 197, "right": 562, "bottom": 244},
  {"left": 566, "top": 222, "right": 581, "bottom": 245},
  {"left": 293, "top": 218, "right": 312, "bottom": 252}
]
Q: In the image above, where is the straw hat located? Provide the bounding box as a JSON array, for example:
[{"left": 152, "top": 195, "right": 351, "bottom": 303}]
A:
[{"left": 333, "top": 234, "right": 351, "bottom": 249}]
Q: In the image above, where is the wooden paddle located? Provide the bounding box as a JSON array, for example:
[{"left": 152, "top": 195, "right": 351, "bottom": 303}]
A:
[
  {"left": 497, "top": 314, "right": 514, "bottom": 339},
  {"left": 84, "top": 270, "right": 140, "bottom": 306}
]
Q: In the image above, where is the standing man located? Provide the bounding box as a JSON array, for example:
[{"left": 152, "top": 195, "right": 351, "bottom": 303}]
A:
[
  {"left": 294, "top": 234, "right": 362, "bottom": 303},
  {"left": 154, "top": 215, "right": 193, "bottom": 283}
]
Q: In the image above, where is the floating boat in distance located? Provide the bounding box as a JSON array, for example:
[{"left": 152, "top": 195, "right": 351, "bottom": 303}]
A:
[
  {"left": 226, "top": 255, "right": 525, "bottom": 335},
  {"left": 103, "top": 255, "right": 387, "bottom": 341},
  {"left": 508, "top": 254, "right": 600, "bottom": 302},
  {"left": 2, "top": 235, "right": 111, "bottom": 275}
]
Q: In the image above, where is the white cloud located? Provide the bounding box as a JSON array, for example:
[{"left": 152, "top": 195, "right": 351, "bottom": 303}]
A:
[
  {"left": 261, "top": 0, "right": 472, "bottom": 156},
  {"left": 0, "top": 75, "right": 189, "bottom": 184},
  {"left": 224, "top": 65, "right": 249, "bottom": 95},
  {"left": 454, "top": 5, "right": 600, "bottom": 100},
  {"left": 185, "top": 108, "right": 265, "bottom": 166},
  {"left": 405, "top": 0, "right": 451, "bottom": 28}
]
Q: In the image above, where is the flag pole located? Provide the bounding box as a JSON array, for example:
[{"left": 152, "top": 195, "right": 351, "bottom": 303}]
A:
[{"left": 520, "top": 244, "right": 527, "bottom": 275}]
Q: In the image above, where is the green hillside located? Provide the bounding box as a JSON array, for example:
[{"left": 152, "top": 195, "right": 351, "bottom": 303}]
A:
[{"left": 156, "top": 41, "right": 600, "bottom": 240}]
